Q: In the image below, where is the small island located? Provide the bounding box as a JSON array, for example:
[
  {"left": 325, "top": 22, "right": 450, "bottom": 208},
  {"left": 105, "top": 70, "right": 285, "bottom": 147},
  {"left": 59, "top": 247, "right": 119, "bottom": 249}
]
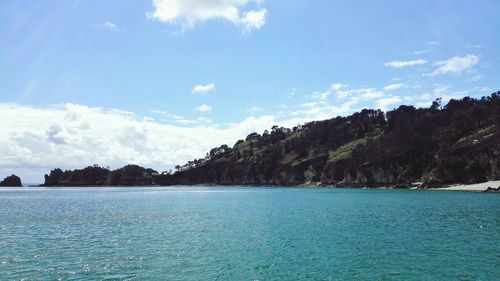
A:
[{"left": 0, "top": 175, "right": 22, "bottom": 187}]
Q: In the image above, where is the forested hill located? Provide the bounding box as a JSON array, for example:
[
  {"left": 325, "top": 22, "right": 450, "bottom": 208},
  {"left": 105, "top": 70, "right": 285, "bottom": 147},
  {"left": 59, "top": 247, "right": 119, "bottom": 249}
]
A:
[
  {"left": 41, "top": 93, "right": 500, "bottom": 187},
  {"left": 157, "top": 93, "right": 500, "bottom": 187}
]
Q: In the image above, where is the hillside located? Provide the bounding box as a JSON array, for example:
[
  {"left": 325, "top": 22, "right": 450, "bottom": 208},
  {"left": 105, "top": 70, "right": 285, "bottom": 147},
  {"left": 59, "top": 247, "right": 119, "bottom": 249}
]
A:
[
  {"left": 41, "top": 93, "right": 500, "bottom": 188},
  {"left": 156, "top": 92, "right": 500, "bottom": 187}
]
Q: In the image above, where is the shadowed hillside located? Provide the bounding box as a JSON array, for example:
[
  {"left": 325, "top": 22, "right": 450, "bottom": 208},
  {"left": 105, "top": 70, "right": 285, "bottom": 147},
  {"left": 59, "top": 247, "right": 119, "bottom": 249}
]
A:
[{"left": 156, "top": 92, "right": 500, "bottom": 187}]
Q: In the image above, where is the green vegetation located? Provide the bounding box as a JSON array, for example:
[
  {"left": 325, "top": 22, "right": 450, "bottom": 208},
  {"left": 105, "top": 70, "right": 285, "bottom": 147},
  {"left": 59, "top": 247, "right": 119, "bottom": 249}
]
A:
[
  {"left": 453, "top": 124, "right": 495, "bottom": 147},
  {"left": 327, "top": 137, "right": 369, "bottom": 162}
]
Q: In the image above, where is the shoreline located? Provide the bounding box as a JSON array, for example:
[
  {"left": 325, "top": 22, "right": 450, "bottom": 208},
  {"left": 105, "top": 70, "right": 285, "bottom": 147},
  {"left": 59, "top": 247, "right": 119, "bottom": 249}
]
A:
[{"left": 7, "top": 180, "right": 500, "bottom": 192}]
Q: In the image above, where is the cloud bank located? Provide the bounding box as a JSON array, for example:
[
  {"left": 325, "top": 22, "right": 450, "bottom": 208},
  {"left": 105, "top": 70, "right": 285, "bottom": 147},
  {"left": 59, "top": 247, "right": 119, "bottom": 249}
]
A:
[{"left": 0, "top": 103, "right": 275, "bottom": 182}]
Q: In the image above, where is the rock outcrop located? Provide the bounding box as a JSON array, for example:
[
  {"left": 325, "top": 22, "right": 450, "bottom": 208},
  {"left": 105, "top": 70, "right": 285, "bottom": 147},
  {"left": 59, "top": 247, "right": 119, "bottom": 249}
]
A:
[
  {"left": 482, "top": 186, "right": 500, "bottom": 193},
  {"left": 0, "top": 175, "right": 22, "bottom": 187}
]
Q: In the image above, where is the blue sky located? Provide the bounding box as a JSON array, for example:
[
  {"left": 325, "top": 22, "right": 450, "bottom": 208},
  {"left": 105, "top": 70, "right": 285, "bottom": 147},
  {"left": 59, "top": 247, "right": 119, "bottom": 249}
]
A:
[{"left": 0, "top": 0, "right": 499, "bottom": 182}]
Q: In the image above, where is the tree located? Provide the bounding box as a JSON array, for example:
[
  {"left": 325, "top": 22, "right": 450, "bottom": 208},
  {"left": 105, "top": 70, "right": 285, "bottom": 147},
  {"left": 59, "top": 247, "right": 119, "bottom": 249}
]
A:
[
  {"left": 246, "top": 132, "right": 260, "bottom": 141},
  {"left": 234, "top": 139, "right": 244, "bottom": 147},
  {"left": 431, "top": 98, "right": 442, "bottom": 110}
]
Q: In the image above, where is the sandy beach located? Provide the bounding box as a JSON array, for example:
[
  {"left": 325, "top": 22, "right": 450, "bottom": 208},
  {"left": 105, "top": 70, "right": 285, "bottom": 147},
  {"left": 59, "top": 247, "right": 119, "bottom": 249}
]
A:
[{"left": 430, "top": 180, "right": 500, "bottom": 192}]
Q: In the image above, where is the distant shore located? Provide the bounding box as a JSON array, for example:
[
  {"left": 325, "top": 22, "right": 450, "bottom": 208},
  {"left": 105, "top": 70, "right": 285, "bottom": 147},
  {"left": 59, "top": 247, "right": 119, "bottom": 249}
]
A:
[{"left": 4, "top": 180, "right": 500, "bottom": 192}]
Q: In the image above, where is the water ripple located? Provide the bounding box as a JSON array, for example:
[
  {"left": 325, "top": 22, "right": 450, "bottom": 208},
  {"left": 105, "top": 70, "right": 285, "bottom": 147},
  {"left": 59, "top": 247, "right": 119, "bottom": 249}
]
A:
[{"left": 0, "top": 187, "right": 498, "bottom": 280}]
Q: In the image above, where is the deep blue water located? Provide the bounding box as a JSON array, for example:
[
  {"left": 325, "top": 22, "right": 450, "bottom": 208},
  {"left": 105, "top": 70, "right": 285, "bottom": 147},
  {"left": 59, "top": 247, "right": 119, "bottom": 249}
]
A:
[{"left": 0, "top": 187, "right": 498, "bottom": 280}]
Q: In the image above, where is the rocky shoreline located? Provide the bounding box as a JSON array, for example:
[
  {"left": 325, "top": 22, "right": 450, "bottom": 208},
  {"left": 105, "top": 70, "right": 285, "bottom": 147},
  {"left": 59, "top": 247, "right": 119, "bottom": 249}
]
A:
[
  {"left": 3, "top": 168, "right": 499, "bottom": 192},
  {"left": 34, "top": 167, "right": 500, "bottom": 192}
]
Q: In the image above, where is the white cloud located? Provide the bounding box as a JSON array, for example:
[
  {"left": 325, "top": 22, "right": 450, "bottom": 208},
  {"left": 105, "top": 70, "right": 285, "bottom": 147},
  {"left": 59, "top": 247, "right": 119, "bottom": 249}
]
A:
[
  {"left": 104, "top": 21, "right": 118, "bottom": 30},
  {"left": 286, "top": 89, "right": 296, "bottom": 98},
  {"left": 336, "top": 88, "right": 384, "bottom": 100},
  {"left": 195, "top": 104, "right": 212, "bottom": 112},
  {"left": 384, "top": 59, "right": 427, "bottom": 68},
  {"left": 427, "top": 41, "right": 440, "bottom": 46},
  {"left": 92, "top": 21, "right": 119, "bottom": 30},
  {"left": 151, "top": 110, "right": 213, "bottom": 125},
  {"left": 419, "top": 93, "right": 432, "bottom": 100},
  {"left": 359, "top": 89, "right": 385, "bottom": 99},
  {"left": 283, "top": 85, "right": 391, "bottom": 126},
  {"left": 301, "top": 102, "right": 319, "bottom": 107},
  {"left": 427, "top": 55, "right": 479, "bottom": 77},
  {"left": 284, "top": 100, "right": 358, "bottom": 127},
  {"left": 148, "top": 0, "right": 268, "bottom": 32},
  {"left": 472, "top": 86, "right": 491, "bottom": 93},
  {"left": 416, "top": 101, "right": 432, "bottom": 108},
  {"left": 240, "top": 9, "right": 267, "bottom": 32},
  {"left": 417, "top": 85, "right": 473, "bottom": 105},
  {"left": 376, "top": 97, "right": 403, "bottom": 111},
  {"left": 383, "top": 83, "right": 406, "bottom": 91},
  {"left": 247, "top": 106, "right": 264, "bottom": 113},
  {"left": 192, "top": 83, "right": 215, "bottom": 94},
  {"left": 309, "top": 84, "right": 348, "bottom": 101},
  {"left": 310, "top": 91, "right": 331, "bottom": 100},
  {"left": 418, "top": 85, "right": 452, "bottom": 102},
  {"left": 284, "top": 80, "right": 481, "bottom": 129},
  {"left": 432, "top": 85, "right": 451, "bottom": 98},
  {"left": 331, "top": 83, "right": 347, "bottom": 91},
  {"left": 467, "top": 74, "right": 483, "bottom": 82},
  {"left": 433, "top": 85, "right": 450, "bottom": 97},
  {"left": 413, "top": 49, "right": 430, "bottom": 55},
  {"left": 0, "top": 103, "right": 275, "bottom": 182}
]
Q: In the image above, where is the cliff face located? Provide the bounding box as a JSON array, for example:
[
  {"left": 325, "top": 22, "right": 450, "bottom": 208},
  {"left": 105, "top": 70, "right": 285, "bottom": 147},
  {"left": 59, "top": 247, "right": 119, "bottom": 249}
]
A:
[
  {"left": 0, "top": 175, "right": 22, "bottom": 187},
  {"left": 42, "top": 165, "right": 158, "bottom": 187},
  {"left": 157, "top": 93, "right": 500, "bottom": 187}
]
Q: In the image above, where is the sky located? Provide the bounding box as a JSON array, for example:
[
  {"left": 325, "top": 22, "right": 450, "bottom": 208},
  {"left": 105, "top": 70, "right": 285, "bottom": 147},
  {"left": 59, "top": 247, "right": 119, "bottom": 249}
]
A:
[{"left": 1, "top": 0, "right": 499, "bottom": 182}]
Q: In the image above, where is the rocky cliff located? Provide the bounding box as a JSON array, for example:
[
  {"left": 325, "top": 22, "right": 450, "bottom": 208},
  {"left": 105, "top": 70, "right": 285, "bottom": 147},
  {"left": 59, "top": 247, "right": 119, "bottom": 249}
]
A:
[
  {"left": 156, "top": 93, "right": 500, "bottom": 187},
  {"left": 0, "top": 175, "right": 22, "bottom": 187}
]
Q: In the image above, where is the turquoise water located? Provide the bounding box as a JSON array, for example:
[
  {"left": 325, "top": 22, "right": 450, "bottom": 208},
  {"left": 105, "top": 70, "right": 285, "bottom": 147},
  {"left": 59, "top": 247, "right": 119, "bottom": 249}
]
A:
[{"left": 0, "top": 187, "right": 498, "bottom": 280}]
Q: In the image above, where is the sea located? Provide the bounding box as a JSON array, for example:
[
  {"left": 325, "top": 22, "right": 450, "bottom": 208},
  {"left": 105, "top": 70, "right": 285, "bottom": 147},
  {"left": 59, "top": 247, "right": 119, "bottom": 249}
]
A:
[{"left": 0, "top": 186, "right": 498, "bottom": 280}]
